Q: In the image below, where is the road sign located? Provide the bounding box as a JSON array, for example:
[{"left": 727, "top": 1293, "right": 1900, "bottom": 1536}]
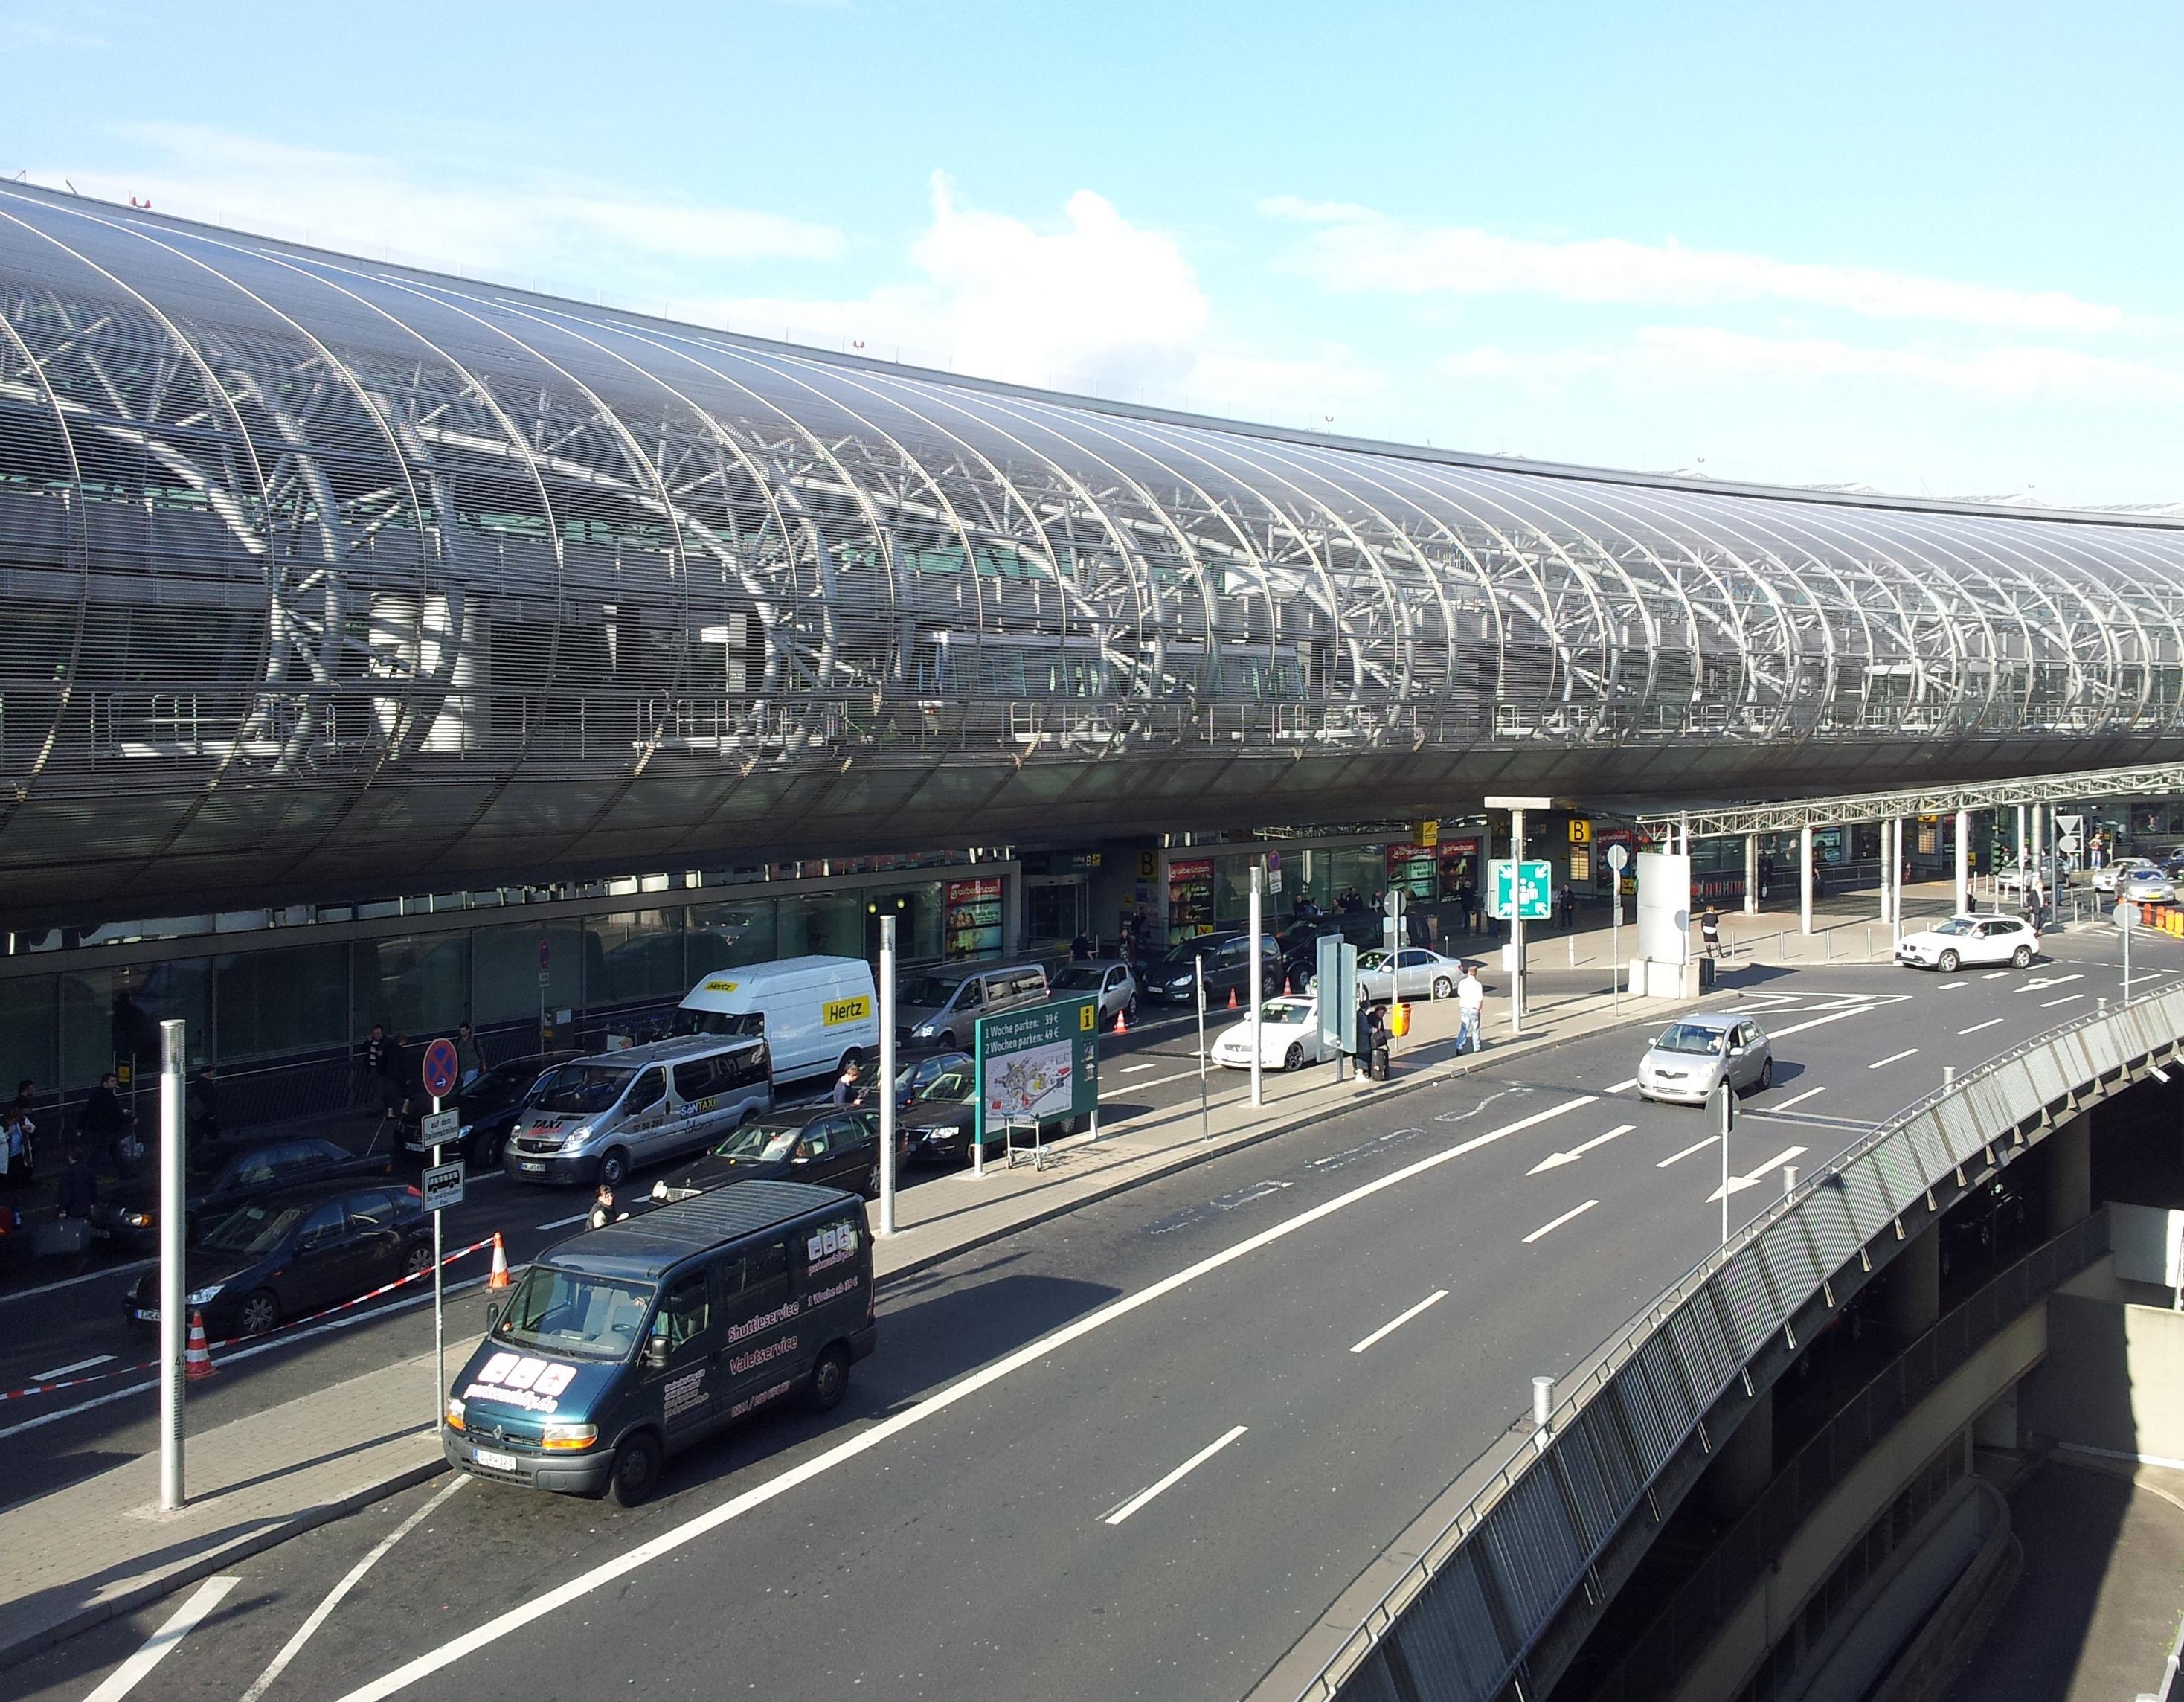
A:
[
  {"left": 974, "top": 995, "right": 1100, "bottom": 1149},
  {"left": 2116, "top": 902, "right": 2140, "bottom": 931},
  {"left": 1316, "top": 934, "right": 1358, "bottom": 1059},
  {"left": 1265, "top": 850, "right": 1283, "bottom": 895},
  {"left": 420, "top": 1162, "right": 465, "bottom": 1213},
  {"left": 538, "top": 937, "right": 551, "bottom": 972},
  {"left": 420, "top": 1107, "right": 460, "bottom": 1146},
  {"left": 1568, "top": 818, "right": 1592, "bottom": 845},
  {"left": 1488, "top": 859, "right": 1554, "bottom": 921},
  {"left": 1606, "top": 844, "right": 1630, "bottom": 873},
  {"left": 421, "top": 1038, "right": 460, "bottom": 1099}
]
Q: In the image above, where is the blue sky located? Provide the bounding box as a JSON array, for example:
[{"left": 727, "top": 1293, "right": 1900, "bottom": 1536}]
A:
[{"left": 7, "top": 0, "right": 2180, "bottom": 504}]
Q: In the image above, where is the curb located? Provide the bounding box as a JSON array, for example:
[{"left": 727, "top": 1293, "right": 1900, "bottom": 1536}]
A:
[{"left": 0, "top": 987, "right": 1704, "bottom": 1672}]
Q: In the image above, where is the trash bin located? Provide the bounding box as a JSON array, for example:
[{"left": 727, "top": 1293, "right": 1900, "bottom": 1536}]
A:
[{"left": 1698, "top": 956, "right": 1717, "bottom": 991}]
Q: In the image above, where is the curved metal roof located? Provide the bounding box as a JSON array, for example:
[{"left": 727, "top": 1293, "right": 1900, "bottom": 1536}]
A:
[{"left": 1, "top": 182, "right": 2180, "bottom": 922}]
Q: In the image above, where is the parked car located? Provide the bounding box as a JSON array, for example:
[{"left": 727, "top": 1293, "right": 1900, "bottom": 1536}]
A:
[
  {"left": 2093, "top": 857, "right": 2159, "bottom": 894},
  {"left": 402, "top": 1050, "right": 581, "bottom": 1169},
  {"left": 1637, "top": 1013, "right": 1773, "bottom": 1106},
  {"left": 90, "top": 1135, "right": 395, "bottom": 1253},
  {"left": 1050, "top": 960, "right": 1137, "bottom": 1029},
  {"left": 1895, "top": 913, "right": 2038, "bottom": 972},
  {"left": 1354, "top": 946, "right": 1467, "bottom": 1003},
  {"left": 1993, "top": 858, "right": 2061, "bottom": 896},
  {"left": 124, "top": 1180, "right": 432, "bottom": 1338},
  {"left": 889, "top": 1050, "right": 974, "bottom": 1111},
  {"left": 649, "top": 1106, "right": 890, "bottom": 1204},
  {"left": 895, "top": 1056, "right": 1086, "bottom": 1164},
  {"left": 1137, "top": 933, "right": 1282, "bottom": 1007},
  {"left": 896, "top": 963, "right": 1051, "bottom": 1053},
  {"left": 1210, "top": 996, "right": 1327, "bottom": 1072},
  {"left": 1280, "top": 912, "right": 1390, "bottom": 994}
]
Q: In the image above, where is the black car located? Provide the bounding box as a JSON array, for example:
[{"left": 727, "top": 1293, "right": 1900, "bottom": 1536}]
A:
[
  {"left": 889, "top": 1050, "right": 974, "bottom": 1111},
  {"left": 124, "top": 1180, "right": 432, "bottom": 1339},
  {"left": 649, "top": 1107, "right": 891, "bottom": 1204},
  {"left": 1280, "top": 912, "right": 1395, "bottom": 995},
  {"left": 1137, "top": 933, "right": 1282, "bottom": 1007},
  {"left": 896, "top": 1058, "right": 1088, "bottom": 1165},
  {"left": 90, "top": 1135, "right": 396, "bottom": 1253},
  {"left": 400, "top": 1050, "right": 581, "bottom": 1168}
]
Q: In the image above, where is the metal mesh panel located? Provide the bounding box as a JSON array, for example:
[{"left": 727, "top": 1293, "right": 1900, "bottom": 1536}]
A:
[
  {"left": 1799, "top": 1180, "right": 1863, "bottom": 1272},
  {"left": 1710, "top": 1248, "right": 1779, "bottom": 1364},
  {"left": 1756, "top": 1213, "right": 1823, "bottom": 1314},
  {"left": 1477, "top": 1459, "right": 1583, "bottom": 1634},
  {"left": 1381, "top": 1547, "right": 1507, "bottom": 1702},
  {"left": 1551, "top": 1402, "right": 1636, "bottom": 1550},
  {"left": 1840, "top": 1153, "right": 1898, "bottom": 1239}
]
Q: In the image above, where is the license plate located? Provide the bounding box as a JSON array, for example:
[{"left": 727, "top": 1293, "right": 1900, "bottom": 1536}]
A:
[
  {"left": 134, "top": 1308, "right": 158, "bottom": 1322},
  {"left": 520, "top": 1161, "right": 545, "bottom": 1173},
  {"left": 472, "top": 1447, "right": 518, "bottom": 1472}
]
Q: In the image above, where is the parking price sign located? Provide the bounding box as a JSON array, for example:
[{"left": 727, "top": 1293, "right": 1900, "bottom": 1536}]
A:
[
  {"left": 1488, "top": 858, "right": 1554, "bottom": 921},
  {"left": 973, "top": 995, "right": 1100, "bottom": 1151}
]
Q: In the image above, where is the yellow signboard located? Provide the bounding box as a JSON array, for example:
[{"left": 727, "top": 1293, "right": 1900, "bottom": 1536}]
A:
[
  {"left": 704, "top": 979, "right": 740, "bottom": 994},
  {"left": 1568, "top": 818, "right": 1593, "bottom": 844},
  {"left": 1414, "top": 820, "right": 1440, "bottom": 847},
  {"left": 823, "top": 995, "right": 873, "bottom": 1027}
]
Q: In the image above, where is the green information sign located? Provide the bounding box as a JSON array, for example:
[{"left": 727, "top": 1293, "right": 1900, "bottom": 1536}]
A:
[
  {"left": 1488, "top": 858, "right": 1554, "bottom": 921},
  {"left": 974, "top": 994, "right": 1101, "bottom": 1147}
]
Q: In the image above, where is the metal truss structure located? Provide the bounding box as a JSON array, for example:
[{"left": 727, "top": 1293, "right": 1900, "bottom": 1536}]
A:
[
  {"left": 3, "top": 183, "right": 2183, "bottom": 922},
  {"left": 1637, "top": 758, "right": 2184, "bottom": 838}
]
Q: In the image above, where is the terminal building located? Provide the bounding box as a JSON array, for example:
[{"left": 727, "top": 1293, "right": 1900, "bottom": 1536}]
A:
[{"left": 3, "top": 182, "right": 2184, "bottom": 1117}]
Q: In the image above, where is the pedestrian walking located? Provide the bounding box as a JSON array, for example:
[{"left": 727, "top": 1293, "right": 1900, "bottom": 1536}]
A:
[
  {"left": 186, "top": 1064, "right": 222, "bottom": 1147},
  {"left": 1701, "top": 906, "right": 1723, "bottom": 960},
  {"left": 1558, "top": 883, "right": 1576, "bottom": 929},
  {"left": 589, "top": 1181, "right": 619, "bottom": 1230},
  {"left": 80, "top": 1070, "right": 138, "bottom": 1175},
  {"left": 455, "top": 1021, "right": 485, "bottom": 1088},
  {"left": 1070, "top": 930, "right": 1093, "bottom": 963},
  {"left": 56, "top": 1142, "right": 98, "bottom": 1219},
  {"left": 1455, "top": 963, "right": 1486, "bottom": 1053},
  {"left": 1, "top": 1105, "right": 32, "bottom": 1188}
]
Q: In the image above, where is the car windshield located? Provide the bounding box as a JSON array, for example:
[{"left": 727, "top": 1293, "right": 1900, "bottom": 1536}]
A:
[
  {"left": 530, "top": 1064, "right": 635, "bottom": 1114},
  {"left": 1654, "top": 1023, "right": 1728, "bottom": 1056},
  {"left": 1931, "top": 918, "right": 1974, "bottom": 936},
  {"left": 1051, "top": 967, "right": 1106, "bottom": 991},
  {"left": 710, "top": 1118, "right": 804, "bottom": 1160},
  {"left": 897, "top": 974, "right": 963, "bottom": 1006},
  {"left": 1259, "top": 998, "right": 1314, "bottom": 1024},
  {"left": 912, "top": 1070, "right": 976, "bottom": 1105},
  {"left": 490, "top": 1265, "right": 654, "bottom": 1361},
  {"left": 199, "top": 1200, "right": 309, "bottom": 1256}
]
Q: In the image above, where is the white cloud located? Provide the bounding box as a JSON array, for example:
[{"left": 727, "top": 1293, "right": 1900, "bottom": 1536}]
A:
[
  {"left": 50, "top": 124, "right": 844, "bottom": 284},
  {"left": 1442, "top": 326, "right": 2184, "bottom": 401},
  {"left": 1265, "top": 198, "right": 2124, "bottom": 334}
]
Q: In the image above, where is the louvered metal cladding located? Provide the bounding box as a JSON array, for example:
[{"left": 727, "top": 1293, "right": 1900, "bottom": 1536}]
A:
[
  {"left": 4, "top": 183, "right": 2184, "bottom": 923},
  {"left": 1313, "top": 983, "right": 2184, "bottom": 1702}
]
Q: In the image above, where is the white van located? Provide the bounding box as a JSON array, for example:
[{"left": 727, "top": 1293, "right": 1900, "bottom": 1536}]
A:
[{"left": 673, "top": 955, "right": 879, "bottom": 1088}]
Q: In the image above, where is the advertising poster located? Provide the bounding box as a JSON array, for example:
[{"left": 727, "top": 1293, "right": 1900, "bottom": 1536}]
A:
[
  {"left": 1385, "top": 843, "right": 1439, "bottom": 899},
  {"left": 943, "top": 877, "right": 1003, "bottom": 958},
  {"left": 1166, "top": 857, "right": 1213, "bottom": 940}
]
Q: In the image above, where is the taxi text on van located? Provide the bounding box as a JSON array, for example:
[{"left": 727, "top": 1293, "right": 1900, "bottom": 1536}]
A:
[
  {"left": 445, "top": 1181, "right": 876, "bottom": 1506},
  {"left": 503, "top": 1034, "right": 771, "bottom": 1189}
]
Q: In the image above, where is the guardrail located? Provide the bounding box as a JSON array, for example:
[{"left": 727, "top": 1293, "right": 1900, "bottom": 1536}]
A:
[{"left": 1300, "top": 980, "right": 2184, "bottom": 1702}]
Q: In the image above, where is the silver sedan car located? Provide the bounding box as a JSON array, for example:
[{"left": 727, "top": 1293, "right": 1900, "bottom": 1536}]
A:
[{"left": 1637, "top": 1012, "right": 1774, "bottom": 1106}]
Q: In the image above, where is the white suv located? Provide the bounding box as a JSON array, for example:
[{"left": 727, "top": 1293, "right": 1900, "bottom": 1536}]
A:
[{"left": 1895, "top": 913, "right": 2038, "bottom": 973}]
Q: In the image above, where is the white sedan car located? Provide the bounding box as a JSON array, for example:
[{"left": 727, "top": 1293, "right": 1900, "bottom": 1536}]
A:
[
  {"left": 2093, "top": 857, "right": 2157, "bottom": 895},
  {"left": 1895, "top": 913, "right": 2039, "bottom": 972},
  {"left": 1355, "top": 947, "right": 1467, "bottom": 1002},
  {"left": 1210, "top": 996, "right": 1326, "bottom": 1072}
]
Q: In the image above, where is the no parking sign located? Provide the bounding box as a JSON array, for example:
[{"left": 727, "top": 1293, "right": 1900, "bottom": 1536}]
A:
[{"left": 422, "top": 1037, "right": 460, "bottom": 1100}]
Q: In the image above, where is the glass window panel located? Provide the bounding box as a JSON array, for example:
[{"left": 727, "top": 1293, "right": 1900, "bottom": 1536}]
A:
[
  {"left": 858, "top": 884, "right": 943, "bottom": 963},
  {"left": 777, "top": 892, "right": 861, "bottom": 960},
  {"left": 686, "top": 900, "right": 778, "bottom": 977},
  {"left": 473, "top": 924, "right": 582, "bottom": 1024},
  {"left": 352, "top": 934, "right": 471, "bottom": 1040},
  {"left": 585, "top": 909, "right": 687, "bottom": 1006},
  {"left": 61, "top": 958, "right": 212, "bottom": 1084},
  {"left": 215, "top": 942, "right": 350, "bottom": 1062},
  {"left": 0, "top": 975, "right": 59, "bottom": 1097}
]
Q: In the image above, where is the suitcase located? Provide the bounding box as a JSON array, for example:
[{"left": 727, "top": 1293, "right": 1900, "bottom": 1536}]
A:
[
  {"left": 34, "top": 1218, "right": 91, "bottom": 1258},
  {"left": 1369, "top": 1044, "right": 1390, "bottom": 1082}
]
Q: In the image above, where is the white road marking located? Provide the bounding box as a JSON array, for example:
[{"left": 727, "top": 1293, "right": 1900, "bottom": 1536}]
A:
[
  {"left": 1764, "top": 1007, "right": 1877, "bottom": 1042},
  {"left": 30, "top": 1353, "right": 113, "bottom": 1381},
  {"left": 1769, "top": 1086, "right": 1827, "bottom": 1112},
  {"left": 536, "top": 1213, "right": 590, "bottom": 1230},
  {"left": 2020, "top": 973, "right": 2084, "bottom": 994},
  {"left": 1709, "top": 1146, "right": 1808, "bottom": 1201},
  {"left": 0, "top": 1259, "right": 155, "bottom": 1308},
  {"left": 240, "top": 1476, "right": 470, "bottom": 1702},
  {"left": 1868, "top": 1048, "right": 1919, "bottom": 1070},
  {"left": 1529, "top": 1124, "right": 1637, "bottom": 1174},
  {"left": 1522, "top": 1199, "right": 1599, "bottom": 1244},
  {"left": 1100, "top": 1067, "right": 1205, "bottom": 1101},
  {"left": 1959, "top": 1018, "right": 2005, "bottom": 1035},
  {"left": 2042, "top": 993, "right": 2085, "bottom": 1008},
  {"left": 1604, "top": 1076, "right": 1640, "bottom": 1094},
  {"left": 1103, "top": 1425, "right": 1248, "bottom": 1525},
  {"left": 1349, "top": 1290, "right": 1449, "bottom": 1355},
  {"left": 83, "top": 1575, "right": 237, "bottom": 1702},
  {"left": 1982, "top": 972, "right": 2010, "bottom": 980},
  {"left": 330, "top": 1095, "right": 1595, "bottom": 1702},
  {"left": 1936, "top": 980, "right": 1969, "bottom": 989},
  {"left": 1121, "top": 1062, "right": 1157, "bottom": 1074},
  {"left": 1657, "top": 1136, "right": 1718, "bottom": 1169}
]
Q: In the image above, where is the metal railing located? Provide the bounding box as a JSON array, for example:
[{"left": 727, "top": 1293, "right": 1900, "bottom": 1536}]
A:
[{"left": 1301, "top": 983, "right": 2184, "bottom": 1702}]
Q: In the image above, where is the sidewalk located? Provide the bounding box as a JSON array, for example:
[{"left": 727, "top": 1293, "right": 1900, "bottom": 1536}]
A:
[{"left": 0, "top": 922, "right": 1880, "bottom": 1666}]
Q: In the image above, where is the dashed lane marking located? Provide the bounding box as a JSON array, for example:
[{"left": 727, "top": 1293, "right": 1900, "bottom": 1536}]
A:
[
  {"left": 1522, "top": 1199, "right": 1599, "bottom": 1244},
  {"left": 1657, "top": 1136, "right": 1718, "bottom": 1168},
  {"left": 2042, "top": 993, "right": 2085, "bottom": 1008},
  {"left": 1959, "top": 1018, "right": 2004, "bottom": 1035},
  {"left": 1103, "top": 1425, "right": 1249, "bottom": 1526},
  {"left": 31, "top": 1354, "right": 112, "bottom": 1381},
  {"left": 1869, "top": 1048, "right": 1919, "bottom": 1070},
  {"left": 1769, "top": 1086, "right": 1827, "bottom": 1112},
  {"left": 1349, "top": 1290, "right": 1449, "bottom": 1354}
]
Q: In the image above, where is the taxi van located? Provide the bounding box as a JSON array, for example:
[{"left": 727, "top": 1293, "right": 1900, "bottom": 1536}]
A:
[
  {"left": 444, "top": 1181, "right": 876, "bottom": 1506},
  {"left": 501, "top": 1035, "right": 771, "bottom": 1189}
]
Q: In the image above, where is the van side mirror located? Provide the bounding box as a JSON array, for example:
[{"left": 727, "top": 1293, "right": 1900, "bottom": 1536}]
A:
[
  {"left": 484, "top": 1300, "right": 504, "bottom": 1334},
  {"left": 645, "top": 1334, "right": 669, "bottom": 1371}
]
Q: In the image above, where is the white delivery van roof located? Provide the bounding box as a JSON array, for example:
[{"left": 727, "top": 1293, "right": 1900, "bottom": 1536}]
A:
[{"left": 680, "top": 955, "right": 868, "bottom": 1012}]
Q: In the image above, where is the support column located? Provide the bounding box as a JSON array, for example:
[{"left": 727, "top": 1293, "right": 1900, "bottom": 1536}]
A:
[
  {"left": 1744, "top": 833, "right": 1759, "bottom": 916},
  {"left": 1887, "top": 1222, "right": 1941, "bottom": 1349},
  {"left": 2043, "top": 1111, "right": 2093, "bottom": 1237},
  {"left": 1705, "top": 1386, "right": 1774, "bottom": 1521},
  {"left": 2016, "top": 803, "right": 2029, "bottom": 885},
  {"left": 1799, "top": 825, "right": 1814, "bottom": 936},
  {"left": 1955, "top": 809, "right": 1971, "bottom": 916},
  {"left": 1878, "top": 820, "right": 1893, "bottom": 924}
]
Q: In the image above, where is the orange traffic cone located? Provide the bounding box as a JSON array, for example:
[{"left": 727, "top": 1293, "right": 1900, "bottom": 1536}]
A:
[
  {"left": 184, "top": 1310, "right": 217, "bottom": 1381},
  {"left": 1112, "top": 1006, "right": 1128, "bottom": 1035},
  {"left": 1227, "top": 988, "right": 1239, "bottom": 1010},
  {"left": 1283, "top": 974, "right": 1294, "bottom": 995},
  {"left": 486, "top": 1232, "right": 511, "bottom": 1290}
]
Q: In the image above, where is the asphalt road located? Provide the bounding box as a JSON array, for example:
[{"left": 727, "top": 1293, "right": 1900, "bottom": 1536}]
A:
[{"left": 6, "top": 928, "right": 2171, "bottom": 1702}]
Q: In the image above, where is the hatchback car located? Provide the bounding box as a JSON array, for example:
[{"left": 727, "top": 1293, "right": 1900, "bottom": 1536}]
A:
[
  {"left": 1210, "top": 996, "right": 1326, "bottom": 1071},
  {"left": 1895, "top": 913, "right": 2038, "bottom": 972},
  {"left": 1049, "top": 960, "right": 1138, "bottom": 1029},
  {"left": 91, "top": 1135, "right": 395, "bottom": 1253},
  {"left": 125, "top": 1181, "right": 432, "bottom": 1337},
  {"left": 648, "top": 1106, "right": 889, "bottom": 1204},
  {"left": 1637, "top": 1014, "right": 1773, "bottom": 1105}
]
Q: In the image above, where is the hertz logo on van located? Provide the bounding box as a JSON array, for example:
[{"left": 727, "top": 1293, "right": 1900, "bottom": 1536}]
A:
[
  {"left": 704, "top": 980, "right": 739, "bottom": 994},
  {"left": 823, "top": 996, "right": 872, "bottom": 1027}
]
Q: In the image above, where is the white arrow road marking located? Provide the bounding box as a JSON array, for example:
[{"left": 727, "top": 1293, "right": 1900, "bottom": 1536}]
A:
[
  {"left": 1709, "top": 1146, "right": 1808, "bottom": 1201},
  {"left": 1529, "top": 1124, "right": 1638, "bottom": 1174},
  {"left": 1349, "top": 1290, "right": 1450, "bottom": 1354},
  {"left": 85, "top": 1576, "right": 237, "bottom": 1702},
  {"left": 1523, "top": 1199, "right": 1599, "bottom": 1243},
  {"left": 1982, "top": 972, "right": 2010, "bottom": 980},
  {"left": 1936, "top": 980, "right": 1969, "bottom": 989},
  {"left": 1604, "top": 1076, "right": 1640, "bottom": 1094},
  {"left": 1657, "top": 1135, "right": 1719, "bottom": 1169},
  {"left": 2019, "top": 973, "right": 2084, "bottom": 994},
  {"left": 1104, "top": 1425, "right": 1248, "bottom": 1525}
]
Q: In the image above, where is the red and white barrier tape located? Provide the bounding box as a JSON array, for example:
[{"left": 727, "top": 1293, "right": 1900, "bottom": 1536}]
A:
[{"left": 0, "top": 1234, "right": 499, "bottom": 1404}]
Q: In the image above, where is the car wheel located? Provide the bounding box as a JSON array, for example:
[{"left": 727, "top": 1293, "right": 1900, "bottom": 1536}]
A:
[
  {"left": 1937, "top": 950, "right": 1961, "bottom": 974},
  {"left": 1284, "top": 1042, "right": 1304, "bottom": 1071},
  {"left": 1431, "top": 975, "right": 1454, "bottom": 1000},
  {"left": 606, "top": 1431, "right": 661, "bottom": 1507},
  {"left": 838, "top": 1047, "right": 864, "bottom": 1077},
  {"left": 1758, "top": 1057, "right": 1774, "bottom": 1091},
  {"left": 403, "top": 1242, "right": 434, "bottom": 1280},
  {"left": 596, "top": 1147, "right": 630, "bottom": 1189},
  {"left": 2012, "top": 945, "right": 2033, "bottom": 968},
  {"left": 808, "top": 1344, "right": 851, "bottom": 1413},
  {"left": 861, "top": 1163, "right": 880, "bottom": 1201},
  {"left": 937, "top": 1031, "right": 955, "bottom": 1053},
  {"left": 237, "top": 1289, "right": 279, "bottom": 1337}
]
